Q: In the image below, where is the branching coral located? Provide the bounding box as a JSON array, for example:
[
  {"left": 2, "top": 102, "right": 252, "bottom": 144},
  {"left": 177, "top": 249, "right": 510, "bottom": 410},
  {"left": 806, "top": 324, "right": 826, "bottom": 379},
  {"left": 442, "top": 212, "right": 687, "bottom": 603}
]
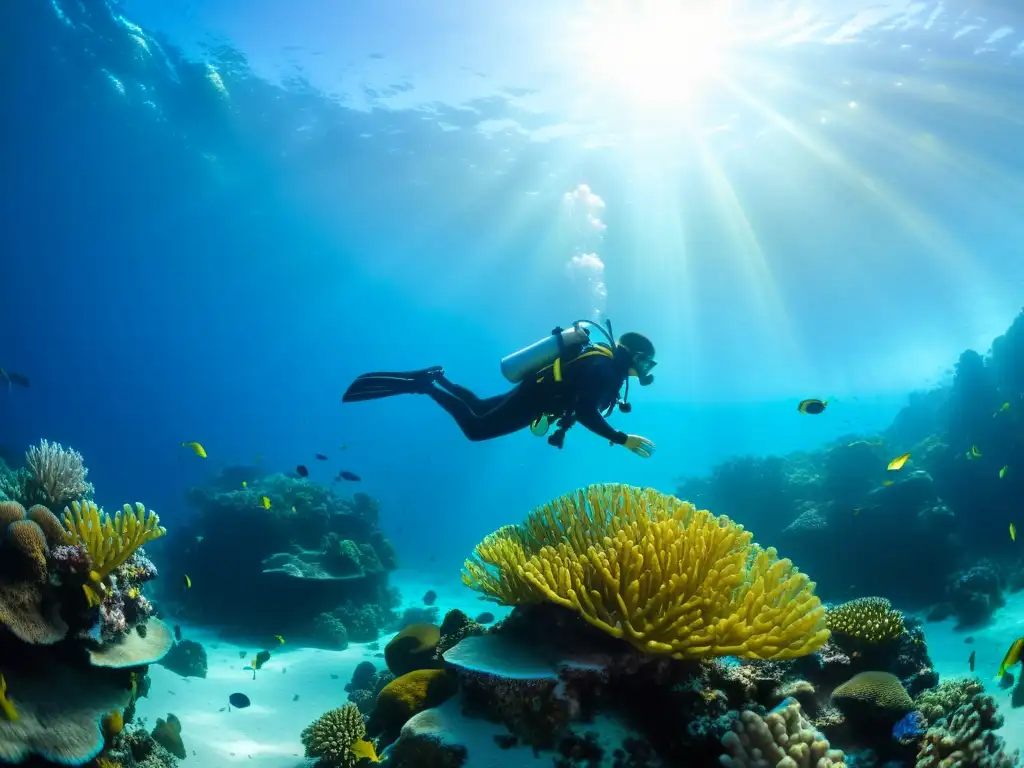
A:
[
  {"left": 915, "top": 693, "right": 1018, "bottom": 767},
  {"left": 61, "top": 501, "right": 166, "bottom": 588},
  {"left": 826, "top": 597, "right": 905, "bottom": 643},
  {"left": 25, "top": 439, "right": 94, "bottom": 507},
  {"left": 721, "top": 698, "right": 847, "bottom": 767},
  {"left": 301, "top": 702, "right": 377, "bottom": 767},
  {"left": 462, "top": 484, "right": 829, "bottom": 660},
  {"left": 914, "top": 677, "right": 985, "bottom": 725}
]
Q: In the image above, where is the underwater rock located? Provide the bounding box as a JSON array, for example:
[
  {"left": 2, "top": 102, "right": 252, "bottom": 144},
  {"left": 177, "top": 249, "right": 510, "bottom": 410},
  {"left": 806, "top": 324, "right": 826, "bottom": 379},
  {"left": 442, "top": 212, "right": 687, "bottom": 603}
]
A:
[
  {"left": 384, "top": 701, "right": 468, "bottom": 768},
  {"left": 947, "top": 561, "right": 1006, "bottom": 628},
  {"left": 367, "top": 668, "right": 458, "bottom": 744},
  {"left": 159, "top": 638, "right": 209, "bottom": 678},
  {"left": 385, "top": 623, "right": 441, "bottom": 677},
  {"left": 151, "top": 713, "right": 186, "bottom": 760}
]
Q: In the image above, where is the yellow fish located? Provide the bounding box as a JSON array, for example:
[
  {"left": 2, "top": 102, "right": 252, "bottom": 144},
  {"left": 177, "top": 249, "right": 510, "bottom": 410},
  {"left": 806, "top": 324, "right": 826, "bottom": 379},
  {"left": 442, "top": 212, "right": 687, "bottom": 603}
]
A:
[
  {"left": 261, "top": 496, "right": 271, "bottom": 510},
  {"left": 887, "top": 453, "right": 910, "bottom": 471},
  {"left": 274, "top": 634, "right": 285, "bottom": 645},
  {"left": 882, "top": 480, "right": 894, "bottom": 487},
  {"left": 995, "top": 402, "right": 1010, "bottom": 416},
  {"left": 1000, "top": 466, "right": 1009, "bottom": 479},
  {"left": 0, "top": 674, "right": 18, "bottom": 721},
  {"left": 83, "top": 584, "right": 102, "bottom": 608},
  {"left": 1011, "top": 523, "right": 1017, "bottom": 542},
  {"left": 853, "top": 508, "right": 861, "bottom": 516},
  {"left": 997, "top": 637, "right": 1024, "bottom": 678},
  {"left": 242, "top": 481, "right": 247, "bottom": 488},
  {"left": 182, "top": 441, "right": 207, "bottom": 458},
  {"left": 966, "top": 445, "right": 982, "bottom": 460},
  {"left": 291, "top": 506, "right": 297, "bottom": 514},
  {"left": 183, "top": 574, "right": 192, "bottom": 589}
]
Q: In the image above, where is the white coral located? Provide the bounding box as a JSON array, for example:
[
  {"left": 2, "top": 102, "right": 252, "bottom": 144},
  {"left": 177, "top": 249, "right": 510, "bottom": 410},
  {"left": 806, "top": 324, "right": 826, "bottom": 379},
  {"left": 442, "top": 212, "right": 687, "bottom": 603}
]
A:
[{"left": 25, "top": 439, "right": 94, "bottom": 505}]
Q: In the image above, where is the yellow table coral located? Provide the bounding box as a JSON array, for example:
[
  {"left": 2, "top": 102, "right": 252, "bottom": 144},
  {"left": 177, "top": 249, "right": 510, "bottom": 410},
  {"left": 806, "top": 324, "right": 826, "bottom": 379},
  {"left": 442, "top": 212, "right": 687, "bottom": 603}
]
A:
[{"left": 462, "top": 484, "right": 829, "bottom": 660}]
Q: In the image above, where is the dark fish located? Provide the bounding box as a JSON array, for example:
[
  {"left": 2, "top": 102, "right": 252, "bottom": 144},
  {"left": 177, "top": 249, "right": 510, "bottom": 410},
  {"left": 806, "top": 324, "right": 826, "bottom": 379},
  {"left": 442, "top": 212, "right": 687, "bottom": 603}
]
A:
[
  {"left": 0, "top": 368, "right": 29, "bottom": 389},
  {"left": 173, "top": 625, "right": 182, "bottom": 642},
  {"left": 968, "top": 649, "right": 976, "bottom": 671},
  {"left": 296, "top": 465, "right": 309, "bottom": 478},
  {"left": 292, "top": 694, "right": 299, "bottom": 702},
  {"left": 183, "top": 574, "right": 192, "bottom": 589},
  {"left": 228, "top": 693, "right": 250, "bottom": 709},
  {"left": 797, "top": 398, "right": 827, "bottom": 415},
  {"left": 339, "top": 471, "right": 361, "bottom": 482},
  {"left": 254, "top": 650, "right": 271, "bottom": 668},
  {"left": 423, "top": 590, "right": 437, "bottom": 606},
  {"left": 238, "top": 651, "right": 247, "bottom": 659},
  {"left": 965, "top": 636, "right": 975, "bottom": 644},
  {"left": 999, "top": 671, "right": 1015, "bottom": 690},
  {"left": 315, "top": 453, "right": 329, "bottom": 461}
]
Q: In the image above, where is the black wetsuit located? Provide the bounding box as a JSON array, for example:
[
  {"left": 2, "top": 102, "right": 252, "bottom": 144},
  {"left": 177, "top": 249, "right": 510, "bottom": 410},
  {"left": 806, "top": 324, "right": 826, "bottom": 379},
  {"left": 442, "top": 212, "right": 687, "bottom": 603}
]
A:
[{"left": 426, "top": 348, "right": 631, "bottom": 444}]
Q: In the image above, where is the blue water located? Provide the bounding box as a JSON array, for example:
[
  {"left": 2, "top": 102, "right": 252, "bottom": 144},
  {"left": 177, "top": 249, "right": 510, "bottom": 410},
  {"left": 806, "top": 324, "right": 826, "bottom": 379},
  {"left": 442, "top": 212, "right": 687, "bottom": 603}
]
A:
[{"left": 2, "top": 0, "right": 1023, "bottom": 570}]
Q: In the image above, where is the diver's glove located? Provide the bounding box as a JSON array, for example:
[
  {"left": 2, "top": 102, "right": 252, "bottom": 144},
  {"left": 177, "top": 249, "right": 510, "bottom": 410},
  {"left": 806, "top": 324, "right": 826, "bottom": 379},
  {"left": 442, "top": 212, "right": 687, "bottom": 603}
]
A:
[{"left": 623, "top": 434, "right": 655, "bottom": 458}]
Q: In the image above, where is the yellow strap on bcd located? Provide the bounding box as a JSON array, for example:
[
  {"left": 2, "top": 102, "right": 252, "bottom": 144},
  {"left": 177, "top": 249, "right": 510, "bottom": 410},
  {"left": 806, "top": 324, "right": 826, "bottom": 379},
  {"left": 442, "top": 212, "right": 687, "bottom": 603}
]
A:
[{"left": 536, "top": 345, "right": 614, "bottom": 385}]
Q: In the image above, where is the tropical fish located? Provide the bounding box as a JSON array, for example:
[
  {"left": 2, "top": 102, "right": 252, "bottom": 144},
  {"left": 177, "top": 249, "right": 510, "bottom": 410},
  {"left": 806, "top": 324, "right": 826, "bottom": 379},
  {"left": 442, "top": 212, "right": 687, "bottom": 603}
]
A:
[
  {"left": 242, "top": 481, "right": 247, "bottom": 488},
  {"left": 238, "top": 651, "right": 246, "bottom": 659},
  {"left": 183, "top": 574, "right": 192, "bottom": 589},
  {"left": 296, "top": 465, "right": 309, "bottom": 478},
  {"left": 254, "top": 650, "right": 271, "bottom": 668},
  {"left": 797, "top": 399, "right": 827, "bottom": 415},
  {"left": 196, "top": 535, "right": 204, "bottom": 544},
  {"left": 882, "top": 480, "right": 894, "bottom": 487},
  {"left": 83, "top": 584, "right": 102, "bottom": 608},
  {"left": 966, "top": 445, "right": 982, "bottom": 460},
  {"left": 853, "top": 508, "right": 861, "bottom": 516},
  {"left": 997, "top": 637, "right": 1024, "bottom": 678},
  {"left": 887, "top": 453, "right": 910, "bottom": 471},
  {"left": 339, "top": 443, "right": 348, "bottom": 450},
  {"left": 291, "top": 506, "right": 297, "bottom": 514},
  {"left": 260, "top": 496, "right": 271, "bottom": 510},
  {"left": 339, "top": 471, "right": 361, "bottom": 482},
  {"left": 995, "top": 402, "right": 1010, "bottom": 416},
  {"left": 1011, "top": 523, "right": 1017, "bottom": 542},
  {"left": 0, "top": 674, "right": 18, "bottom": 721},
  {"left": 228, "top": 693, "right": 250, "bottom": 709},
  {"left": 182, "top": 441, "right": 207, "bottom": 458},
  {"left": 315, "top": 453, "right": 329, "bottom": 461},
  {"left": 174, "top": 625, "right": 182, "bottom": 642},
  {"left": 273, "top": 634, "right": 285, "bottom": 645},
  {"left": 1000, "top": 466, "right": 1009, "bottom": 479},
  {"left": 969, "top": 649, "right": 976, "bottom": 672}
]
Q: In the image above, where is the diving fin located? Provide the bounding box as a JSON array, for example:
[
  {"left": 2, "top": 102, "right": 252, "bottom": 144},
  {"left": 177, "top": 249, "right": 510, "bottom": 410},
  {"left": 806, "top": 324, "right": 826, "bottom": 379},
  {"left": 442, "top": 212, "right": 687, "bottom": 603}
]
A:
[{"left": 341, "top": 367, "right": 443, "bottom": 403}]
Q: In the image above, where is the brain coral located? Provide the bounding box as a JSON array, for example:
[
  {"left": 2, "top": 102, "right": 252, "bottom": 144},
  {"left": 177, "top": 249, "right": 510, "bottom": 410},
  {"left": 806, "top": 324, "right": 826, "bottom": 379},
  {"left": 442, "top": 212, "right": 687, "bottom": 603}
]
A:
[
  {"left": 826, "top": 597, "right": 905, "bottom": 644},
  {"left": 6, "top": 520, "right": 49, "bottom": 582},
  {"left": 831, "top": 671, "right": 913, "bottom": 723},
  {"left": 462, "top": 484, "right": 829, "bottom": 660}
]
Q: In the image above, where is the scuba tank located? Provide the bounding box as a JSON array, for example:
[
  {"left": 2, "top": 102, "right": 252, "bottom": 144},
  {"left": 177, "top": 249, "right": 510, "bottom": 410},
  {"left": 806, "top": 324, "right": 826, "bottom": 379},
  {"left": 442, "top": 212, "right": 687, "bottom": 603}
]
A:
[{"left": 500, "top": 324, "right": 593, "bottom": 383}]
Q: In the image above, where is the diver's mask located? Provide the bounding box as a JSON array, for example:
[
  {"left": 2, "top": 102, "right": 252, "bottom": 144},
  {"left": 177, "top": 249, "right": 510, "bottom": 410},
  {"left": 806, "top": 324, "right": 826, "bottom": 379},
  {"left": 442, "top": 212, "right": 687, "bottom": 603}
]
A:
[{"left": 632, "top": 354, "right": 657, "bottom": 386}]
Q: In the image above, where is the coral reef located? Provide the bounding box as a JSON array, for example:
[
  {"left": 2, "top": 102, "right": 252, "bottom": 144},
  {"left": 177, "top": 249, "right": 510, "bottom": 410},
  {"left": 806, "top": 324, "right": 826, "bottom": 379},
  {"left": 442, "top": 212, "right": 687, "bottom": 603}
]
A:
[
  {"left": 721, "top": 698, "right": 847, "bottom": 767},
  {"left": 0, "top": 443, "right": 174, "bottom": 767},
  {"left": 463, "top": 484, "right": 829, "bottom": 660},
  {"left": 826, "top": 597, "right": 905, "bottom": 644},
  {"left": 915, "top": 693, "right": 1019, "bottom": 767},
  {"left": 946, "top": 562, "right": 1006, "bottom": 628},
  {"left": 160, "top": 468, "right": 399, "bottom": 639},
  {"left": 301, "top": 702, "right": 379, "bottom": 767},
  {"left": 0, "top": 440, "right": 95, "bottom": 509}
]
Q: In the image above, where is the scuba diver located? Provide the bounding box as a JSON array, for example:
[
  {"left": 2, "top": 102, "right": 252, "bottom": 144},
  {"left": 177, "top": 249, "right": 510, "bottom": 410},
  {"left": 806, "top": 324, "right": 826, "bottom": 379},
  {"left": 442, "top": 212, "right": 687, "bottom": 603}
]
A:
[{"left": 341, "top": 320, "right": 657, "bottom": 457}]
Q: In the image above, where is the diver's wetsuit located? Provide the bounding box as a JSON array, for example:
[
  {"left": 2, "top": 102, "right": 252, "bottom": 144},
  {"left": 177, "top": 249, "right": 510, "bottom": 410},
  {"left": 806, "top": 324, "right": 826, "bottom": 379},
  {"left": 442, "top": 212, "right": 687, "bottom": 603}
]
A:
[{"left": 426, "top": 349, "right": 631, "bottom": 444}]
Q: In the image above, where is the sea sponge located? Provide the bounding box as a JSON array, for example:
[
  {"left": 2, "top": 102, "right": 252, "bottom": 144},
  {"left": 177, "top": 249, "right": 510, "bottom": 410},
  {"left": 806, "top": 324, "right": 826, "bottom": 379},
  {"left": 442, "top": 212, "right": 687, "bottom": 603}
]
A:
[
  {"left": 462, "top": 484, "right": 829, "bottom": 660},
  {"left": 102, "top": 709, "right": 124, "bottom": 738},
  {"left": 0, "top": 501, "right": 25, "bottom": 534},
  {"left": 301, "top": 702, "right": 367, "bottom": 767},
  {"left": 826, "top": 597, "right": 905, "bottom": 644},
  {"left": 721, "top": 698, "right": 847, "bottom": 767},
  {"left": 88, "top": 618, "right": 174, "bottom": 668},
  {"left": 26, "top": 504, "right": 66, "bottom": 548},
  {"left": 61, "top": 501, "right": 166, "bottom": 585},
  {"left": 831, "top": 671, "right": 913, "bottom": 724},
  {"left": 385, "top": 624, "right": 440, "bottom": 677},
  {"left": 367, "top": 669, "right": 458, "bottom": 738},
  {"left": 151, "top": 713, "right": 185, "bottom": 759},
  {"left": 0, "top": 659, "right": 133, "bottom": 764}
]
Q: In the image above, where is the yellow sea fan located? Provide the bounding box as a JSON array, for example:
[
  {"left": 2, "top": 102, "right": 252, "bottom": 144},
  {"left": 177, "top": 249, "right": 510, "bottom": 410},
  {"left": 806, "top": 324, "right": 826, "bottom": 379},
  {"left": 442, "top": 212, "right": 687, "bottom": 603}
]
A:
[
  {"left": 61, "top": 501, "right": 166, "bottom": 583},
  {"left": 462, "top": 484, "right": 830, "bottom": 661}
]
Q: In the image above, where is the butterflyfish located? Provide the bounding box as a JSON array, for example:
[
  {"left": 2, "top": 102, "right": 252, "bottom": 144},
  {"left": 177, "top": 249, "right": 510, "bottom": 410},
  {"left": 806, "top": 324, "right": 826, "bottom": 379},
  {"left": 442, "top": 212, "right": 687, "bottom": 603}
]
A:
[{"left": 797, "top": 399, "right": 827, "bottom": 415}]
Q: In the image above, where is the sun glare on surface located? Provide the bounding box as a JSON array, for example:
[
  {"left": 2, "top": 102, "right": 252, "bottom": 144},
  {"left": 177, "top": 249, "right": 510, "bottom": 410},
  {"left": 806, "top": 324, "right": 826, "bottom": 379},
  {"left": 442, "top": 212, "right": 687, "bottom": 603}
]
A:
[{"left": 569, "top": 0, "right": 738, "bottom": 115}]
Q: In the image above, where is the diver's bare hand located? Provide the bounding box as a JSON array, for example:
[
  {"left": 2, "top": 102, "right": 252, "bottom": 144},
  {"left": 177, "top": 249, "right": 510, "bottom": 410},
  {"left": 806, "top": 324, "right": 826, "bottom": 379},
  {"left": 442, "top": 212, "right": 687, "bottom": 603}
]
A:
[{"left": 624, "top": 434, "right": 655, "bottom": 458}]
